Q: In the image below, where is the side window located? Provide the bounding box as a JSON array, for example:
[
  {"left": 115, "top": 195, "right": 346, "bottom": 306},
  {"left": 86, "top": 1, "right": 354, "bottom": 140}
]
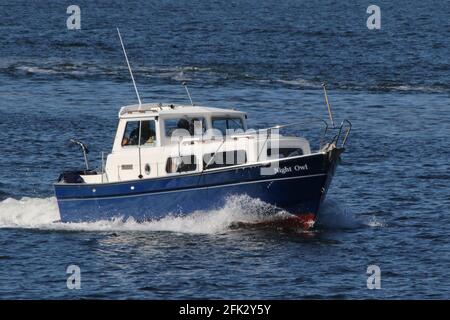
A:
[
  {"left": 227, "top": 118, "right": 244, "bottom": 132},
  {"left": 267, "top": 147, "right": 303, "bottom": 158},
  {"left": 166, "top": 155, "right": 197, "bottom": 173},
  {"left": 203, "top": 150, "right": 247, "bottom": 169},
  {"left": 165, "top": 117, "right": 206, "bottom": 137},
  {"left": 122, "top": 120, "right": 157, "bottom": 147},
  {"left": 211, "top": 119, "right": 227, "bottom": 135},
  {"left": 212, "top": 118, "right": 244, "bottom": 135}
]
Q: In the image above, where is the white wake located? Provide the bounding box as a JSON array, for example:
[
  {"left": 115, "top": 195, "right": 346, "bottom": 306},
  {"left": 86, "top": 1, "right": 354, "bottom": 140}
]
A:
[{"left": 0, "top": 195, "right": 380, "bottom": 233}]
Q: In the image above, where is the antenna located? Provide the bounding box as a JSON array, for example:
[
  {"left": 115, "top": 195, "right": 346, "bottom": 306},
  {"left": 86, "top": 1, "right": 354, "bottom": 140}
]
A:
[
  {"left": 116, "top": 28, "right": 142, "bottom": 108},
  {"left": 322, "top": 83, "right": 335, "bottom": 127},
  {"left": 182, "top": 81, "right": 194, "bottom": 106}
]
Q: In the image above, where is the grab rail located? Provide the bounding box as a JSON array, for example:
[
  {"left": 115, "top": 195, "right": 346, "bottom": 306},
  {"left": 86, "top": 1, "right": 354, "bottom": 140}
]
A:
[
  {"left": 255, "top": 118, "right": 351, "bottom": 151},
  {"left": 328, "top": 119, "right": 352, "bottom": 148},
  {"left": 341, "top": 119, "right": 352, "bottom": 147}
]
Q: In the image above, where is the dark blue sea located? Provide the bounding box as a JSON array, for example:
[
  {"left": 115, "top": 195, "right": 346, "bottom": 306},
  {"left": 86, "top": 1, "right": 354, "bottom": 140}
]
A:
[{"left": 0, "top": 0, "right": 449, "bottom": 299}]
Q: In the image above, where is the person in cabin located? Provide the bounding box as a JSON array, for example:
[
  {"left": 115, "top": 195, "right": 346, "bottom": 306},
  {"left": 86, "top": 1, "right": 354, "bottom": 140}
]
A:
[
  {"left": 176, "top": 118, "right": 203, "bottom": 136},
  {"left": 177, "top": 118, "right": 190, "bottom": 132},
  {"left": 122, "top": 121, "right": 156, "bottom": 146},
  {"left": 139, "top": 121, "right": 156, "bottom": 145}
]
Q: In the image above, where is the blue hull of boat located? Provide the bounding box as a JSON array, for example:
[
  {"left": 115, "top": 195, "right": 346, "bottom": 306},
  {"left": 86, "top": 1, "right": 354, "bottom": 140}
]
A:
[{"left": 54, "top": 150, "right": 341, "bottom": 224}]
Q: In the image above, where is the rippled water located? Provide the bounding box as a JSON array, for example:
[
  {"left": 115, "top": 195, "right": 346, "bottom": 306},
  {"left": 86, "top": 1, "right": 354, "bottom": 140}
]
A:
[{"left": 0, "top": 0, "right": 449, "bottom": 299}]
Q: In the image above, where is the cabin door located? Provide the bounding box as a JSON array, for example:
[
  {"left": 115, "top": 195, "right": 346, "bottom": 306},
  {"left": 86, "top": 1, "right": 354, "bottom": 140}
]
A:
[{"left": 119, "top": 119, "right": 157, "bottom": 180}]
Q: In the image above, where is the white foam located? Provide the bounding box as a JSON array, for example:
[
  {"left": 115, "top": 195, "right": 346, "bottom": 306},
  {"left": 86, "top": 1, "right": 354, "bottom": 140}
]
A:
[
  {"left": 364, "top": 215, "right": 386, "bottom": 228},
  {"left": 376, "top": 84, "right": 446, "bottom": 93},
  {"left": 17, "top": 66, "right": 58, "bottom": 75},
  {"left": 0, "top": 195, "right": 380, "bottom": 233},
  {"left": 0, "top": 195, "right": 288, "bottom": 234},
  {"left": 276, "top": 78, "right": 321, "bottom": 88},
  {"left": 0, "top": 197, "right": 60, "bottom": 228}
]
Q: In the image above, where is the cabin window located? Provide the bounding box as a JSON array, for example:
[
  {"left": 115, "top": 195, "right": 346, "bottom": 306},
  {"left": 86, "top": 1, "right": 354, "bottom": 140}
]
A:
[
  {"left": 122, "top": 120, "right": 157, "bottom": 147},
  {"left": 164, "top": 117, "right": 206, "bottom": 138},
  {"left": 267, "top": 147, "right": 303, "bottom": 158},
  {"left": 211, "top": 117, "right": 244, "bottom": 136},
  {"left": 166, "top": 155, "right": 197, "bottom": 173},
  {"left": 203, "top": 150, "right": 247, "bottom": 169}
]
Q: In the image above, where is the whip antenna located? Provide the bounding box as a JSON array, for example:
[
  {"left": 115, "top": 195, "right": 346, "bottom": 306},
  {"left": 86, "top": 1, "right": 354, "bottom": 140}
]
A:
[
  {"left": 182, "top": 81, "right": 194, "bottom": 106},
  {"left": 117, "top": 28, "right": 142, "bottom": 108}
]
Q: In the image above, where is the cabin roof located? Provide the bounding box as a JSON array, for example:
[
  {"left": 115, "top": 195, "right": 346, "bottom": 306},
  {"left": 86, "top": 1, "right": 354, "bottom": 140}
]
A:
[{"left": 119, "top": 103, "right": 246, "bottom": 118}]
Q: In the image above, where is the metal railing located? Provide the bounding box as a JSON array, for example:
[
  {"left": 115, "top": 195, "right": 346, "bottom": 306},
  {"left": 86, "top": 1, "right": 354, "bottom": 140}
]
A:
[
  {"left": 321, "top": 119, "right": 352, "bottom": 149},
  {"left": 253, "top": 118, "right": 352, "bottom": 157}
]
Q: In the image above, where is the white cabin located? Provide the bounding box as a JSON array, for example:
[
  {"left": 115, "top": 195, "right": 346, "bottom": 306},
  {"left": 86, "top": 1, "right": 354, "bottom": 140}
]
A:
[{"left": 81, "top": 103, "right": 311, "bottom": 184}]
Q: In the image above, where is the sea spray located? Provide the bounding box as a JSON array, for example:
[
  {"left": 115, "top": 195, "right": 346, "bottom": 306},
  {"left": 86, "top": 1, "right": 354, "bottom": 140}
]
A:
[
  {"left": 0, "top": 195, "right": 374, "bottom": 233},
  {"left": 0, "top": 197, "right": 59, "bottom": 227},
  {"left": 0, "top": 195, "right": 287, "bottom": 233}
]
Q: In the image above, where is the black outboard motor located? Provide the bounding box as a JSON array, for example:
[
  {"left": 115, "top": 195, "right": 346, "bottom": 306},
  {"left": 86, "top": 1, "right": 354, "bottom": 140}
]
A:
[{"left": 57, "top": 170, "right": 97, "bottom": 183}]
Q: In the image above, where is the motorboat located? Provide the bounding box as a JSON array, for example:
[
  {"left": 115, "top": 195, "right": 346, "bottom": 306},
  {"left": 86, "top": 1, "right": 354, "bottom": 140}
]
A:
[{"left": 53, "top": 29, "right": 351, "bottom": 229}]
